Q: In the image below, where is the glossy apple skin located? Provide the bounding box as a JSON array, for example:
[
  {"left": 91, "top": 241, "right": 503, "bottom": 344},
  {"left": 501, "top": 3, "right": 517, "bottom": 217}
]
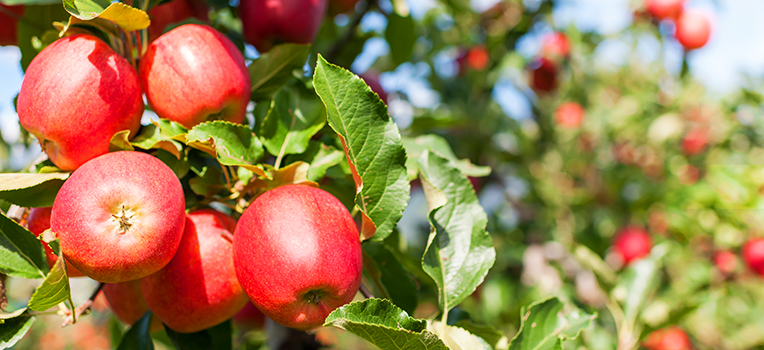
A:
[
  {"left": 147, "top": 0, "right": 209, "bottom": 42},
  {"left": 142, "top": 209, "right": 248, "bottom": 333},
  {"left": 682, "top": 128, "right": 708, "bottom": 156},
  {"left": 102, "top": 280, "right": 163, "bottom": 332},
  {"left": 233, "top": 185, "right": 362, "bottom": 330},
  {"left": 529, "top": 57, "right": 558, "bottom": 94},
  {"left": 743, "top": 238, "right": 764, "bottom": 276},
  {"left": 17, "top": 34, "right": 143, "bottom": 171},
  {"left": 26, "top": 207, "right": 84, "bottom": 277},
  {"left": 645, "top": 0, "right": 685, "bottom": 20},
  {"left": 675, "top": 10, "right": 711, "bottom": 51},
  {"left": 642, "top": 326, "right": 692, "bottom": 350},
  {"left": 51, "top": 151, "right": 186, "bottom": 283},
  {"left": 612, "top": 226, "right": 652, "bottom": 266},
  {"left": 555, "top": 102, "right": 585, "bottom": 128},
  {"left": 140, "top": 24, "right": 250, "bottom": 129},
  {"left": 0, "top": 4, "right": 24, "bottom": 46},
  {"left": 239, "top": 0, "right": 328, "bottom": 52}
]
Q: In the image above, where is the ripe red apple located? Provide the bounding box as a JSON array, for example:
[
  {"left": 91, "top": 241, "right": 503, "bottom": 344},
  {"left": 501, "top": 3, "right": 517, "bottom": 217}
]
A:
[
  {"left": 17, "top": 34, "right": 143, "bottom": 171},
  {"left": 0, "top": 4, "right": 24, "bottom": 46},
  {"left": 541, "top": 32, "right": 570, "bottom": 59},
  {"left": 26, "top": 207, "right": 84, "bottom": 277},
  {"left": 612, "top": 226, "right": 652, "bottom": 266},
  {"left": 359, "top": 70, "right": 388, "bottom": 104},
  {"left": 239, "top": 0, "right": 328, "bottom": 52},
  {"left": 555, "top": 102, "right": 585, "bottom": 128},
  {"left": 102, "top": 280, "right": 163, "bottom": 331},
  {"left": 233, "top": 302, "right": 266, "bottom": 331},
  {"left": 743, "top": 238, "right": 764, "bottom": 276},
  {"left": 713, "top": 250, "right": 738, "bottom": 275},
  {"left": 140, "top": 24, "right": 250, "bottom": 129},
  {"left": 233, "top": 185, "right": 362, "bottom": 330},
  {"left": 645, "top": 0, "right": 685, "bottom": 20},
  {"left": 643, "top": 326, "right": 693, "bottom": 350},
  {"left": 142, "top": 209, "right": 248, "bottom": 333},
  {"left": 528, "top": 57, "right": 558, "bottom": 94},
  {"left": 327, "top": 0, "right": 358, "bottom": 15},
  {"left": 674, "top": 10, "right": 711, "bottom": 51},
  {"left": 51, "top": 151, "right": 186, "bottom": 283},
  {"left": 681, "top": 128, "right": 708, "bottom": 156},
  {"left": 147, "top": 0, "right": 209, "bottom": 42}
]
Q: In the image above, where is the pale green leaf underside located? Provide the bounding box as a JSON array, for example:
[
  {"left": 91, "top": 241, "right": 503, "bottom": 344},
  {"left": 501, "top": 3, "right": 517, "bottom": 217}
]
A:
[{"left": 508, "top": 297, "right": 596, "bottom": 350}]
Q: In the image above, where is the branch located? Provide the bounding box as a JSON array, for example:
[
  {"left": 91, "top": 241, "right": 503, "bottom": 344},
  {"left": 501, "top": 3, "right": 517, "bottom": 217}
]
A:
[
  {"left": 359, "top": 283, "right": 374, "bottom": 299},
  {"left": 61, "top": 282, "right": 104, "bottom": 327},
  {"left": 325, "top": 0, "right": 379, "bottom": 63}
]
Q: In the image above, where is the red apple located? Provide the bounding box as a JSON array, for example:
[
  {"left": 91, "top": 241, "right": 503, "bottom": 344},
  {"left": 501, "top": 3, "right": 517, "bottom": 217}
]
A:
[
  {"left": 51, "top": 151, "right": 186, "bottom": 283},
  {"left": 528, "top": 57, "right": 558, "bottom": 94},
  {"left": 541, "top": 32, "right": 570, "bottom": 59},
  {"left": 359, "top": 70, "right": 387, "bottom": 104},
  {"left": 554, "top": 102, "right": 585, "bottom": 128},
  {"left": 102, "top": 280, "right": 163, "bottom": 331},
  {"left": 674, "top": 10, "right": 711, "bottom": 51},
  {"left": 612, "top": 226, "right": 652, "bottom": 266},
  {"left": 142, "top": 209, "right": 248, "bottom": 333},
  {"left": 26, "top": 207, "right": 84, "bottom": 277},
  {"left": 239, "top": 0, "right": 328, "bottom": 52},
  {"left": 140, "top": 24, "right": 250, "bottom": 129},
  {"left": 147, "top": 0, "right": 209, "bottom": 42},
  {"left": 713, "top": 250, "right": 738, "bottom": 275},
  {"left": 233, "top": 185, "right": 362, "bottom": 330},
  {"left": 743, "top": 238, "right": 764, "bottom": 276},
  {"left": 17, "top": 34, "right": 143, "bottom": 171},
  {"left": 0, "top": 4, "right": 24, "bottom": 46},
  {"left": 642, "top": 326, "right": 693, "bottom": 350},
  {"left": 327, "top": 0, "right": 358, "bottom": 15},
  {"left": 681, "top": 127, "right": 708, "bottom": 156},
  {"left": 645, "top": 0, "right": 685, "bottom": 20},
  {"left": 233, "top": 302, "right": 266, "bottom": 331}
]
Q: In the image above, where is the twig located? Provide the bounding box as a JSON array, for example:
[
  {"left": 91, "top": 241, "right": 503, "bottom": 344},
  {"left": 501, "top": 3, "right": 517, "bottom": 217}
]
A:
[
  {"left": 359, "top": 283, "right": 374, "bottom": 299},
  {"left": 61, "top": 282, "right": 104, "bottom": 327},
  {"left": 325, "top": 0, "right": 379, "bottom": 63}
]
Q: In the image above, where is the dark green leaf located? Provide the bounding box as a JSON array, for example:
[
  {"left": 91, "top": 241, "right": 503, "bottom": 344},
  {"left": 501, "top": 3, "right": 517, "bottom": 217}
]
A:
[
  {"left": 0, "top": 212, "right": 48, "bottom": 279},
  {"left": 508, "top": 297, "right": 596, "bottom": 350},
  {"left": 288, "top": 141, "right": 346, "bottom": 182},
  {"left": 0, "top": 314, "right": 35, "bottom": 350},
  {"left": 363, "top": 242, "right": 418, "bottom": 314},
  {"left": 165, "top": 320, "right": 232, "bottom": 350},
  {"left": 185, "top": 121, "right": 266, "bottom": 177},
  {"left": 0, "top": 173, "right": 69, "bottom": 208},
  {"left": 17, "top": 5, "right": 69, "bottom": 71},
  {"left": 154, "top": 149, "right": 189, "bottom": 179},
  {"left": 249, "top": 43, "right": 311, "bottom": 101},
  {"left": 385, "top": 12, "right": 416, "bottom": 67},
  {"left": 402, "top": 135, "right": 491, "bottom": 180},
  {"left": 116, "top": 311, "right": 155, "bottom": 350},
  {"left": 27, "top": 246, "right": 70, "bottom": 311},
  {"left": 259, "top": 83, "right": 326, "bottom": 157}
]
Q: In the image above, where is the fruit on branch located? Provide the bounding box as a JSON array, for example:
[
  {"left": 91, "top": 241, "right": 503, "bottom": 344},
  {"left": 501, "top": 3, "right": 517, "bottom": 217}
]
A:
[
  {"left": 612, "top": 226, "right": 652, "bottom": 266},
  {"left": 642, "top": 326, "right": 693, "bottom": 350},
  {"left": 102, "top": 280, "right": 163, "bottom": 331},
  {"left": 239, "top": 0, "right": 328, "bottom": 52},
  {"left": 147, "top": 0, "right": 209, "bottom": 42},
  {"left": 233, "top": 185, "right": 362, "bottom": 330},
  {"left": 681, "top": 127, "right": 708, "bottom": 156},
  {"left": 140, "top": 24, "right": 250, "bottom": 129},
  {"left": 743, "top": 238, "right": 764, "bottom": 276},
  {"left": 528, "top": 57, "right": 558, "bottom": 94},
  {"left": 0, "top": 4, "right": 24, "bottom": 46},
  {"left": 142, "top": 209, "right": 248, "bottom": 333},
  {"left": 327, "top": 0, "right": 359, "bottom": 15},
  {"left": 233, "top": 302, "right": 266, "bottom": 331},
  {"left": 674, "top": 10, "right": 711, "bottom": 50},
  {"left": 26, "top": 207, "right": 84, "bottom": 277},
  {"left": 554, "top": 102, "right": 585, "bottom": 128},
  {"left": 541, "top": 32, "right": 570, "bottom": 60},
  {"left": 456, "top": 45, "right": 490, "bottom": 74},
  {"left": 51, "top": 151, "right": 186, "bottom": 283},
  {"left": 17, "top": 34, "right": 143, "bottom": 171},
  {"left": 713, "top": 250, "right": 738, "bottom": 275},
  {"left": 359, "top": 70, "right": 388, "bottom": 104},
  {"left": 645, "top": 0, "right": 685, "bottom": 20}
]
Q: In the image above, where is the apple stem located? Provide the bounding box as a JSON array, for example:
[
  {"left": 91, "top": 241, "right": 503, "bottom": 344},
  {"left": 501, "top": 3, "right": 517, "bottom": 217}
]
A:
[
  {"left": 359, "top": 283, "right": 374, "bottom": 299},
  {"left": 60, "top": 282, "right": 104, "bottom": 327}
]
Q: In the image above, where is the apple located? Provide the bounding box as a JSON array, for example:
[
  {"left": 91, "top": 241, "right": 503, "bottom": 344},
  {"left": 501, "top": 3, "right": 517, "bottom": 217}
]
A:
[
  {"left": 327, "top": 0, "right": 359, "bottom": 15},
  {"left": 147, "top": 0, "right": 209, "bottom": 42},
  {"left": 0, "top": 4, "right": 24, "bottom": 46},
  {"left": 642, "top": 326, "right": 692, "bottom": 350},
  {"left": 554, "top": 102, "right": 585, "bottom": 128},
  {"left": 102, "top": 280, "right": 163, "bottom": 331},
  {"left": 140, "top": 24, "right": 250, "bottom": 129},
  {"left": 456, "top": 45, "right": 489, "bottom": 74},
  {"left": 233, "top": 185, "right": 362, "bottom": 330},
  {"left": 359, "top": 70, "right": 387, "bottom": 104},
  {"left": 645, "top": 0, "right": 685, "bottom": 20},
  {"left": 681, "top": 128, "right": 708, "bottom": 156},
  {"left": 541, "top": 32, "right": 570, "bottom": 59},
  {"left": 17, "top": 34, "right": 143, "bottom": 171},
  {"left": 142, "top": 209, "right": 248, "bottom": 333},
  {"left": 233, "top": 302, "right": 266, "bottom": 331},
  {"left": 528, "top": 57, "right": 558, "bottom": 94},
  {"left": 674, "top": 10, "right": 711, "bottom": 51},
  {"left": 713, "top": 250, "right": 738, "bottom": 275},
  {"left": 239, "top": 0, "right": 328, "bottom": 52},
  {"left": 51, "top": 151, "right": 186, "bottom": 283},
  {"left": 612, "top": 226, "right": 652, "bottom": 266},
  {"left": 26, "top": 207, "right": 84, "bottom": 277},
  {"left": 743, "top": 238, "right": 764, "bottom": 276}
]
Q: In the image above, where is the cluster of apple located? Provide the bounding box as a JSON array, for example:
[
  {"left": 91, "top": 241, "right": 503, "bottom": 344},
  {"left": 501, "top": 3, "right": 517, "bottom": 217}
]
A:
[{"left": 643, "top": 0, "right": 712, "bottom": 51}]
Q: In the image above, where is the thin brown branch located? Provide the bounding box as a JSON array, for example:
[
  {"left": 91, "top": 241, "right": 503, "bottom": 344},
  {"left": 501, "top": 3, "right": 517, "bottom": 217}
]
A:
[
  {"left": 359, "top": 283, "right": 374, "bottom": 299},
  {"left": 61, "top": 282, "right": 104, "bottom": 327}
]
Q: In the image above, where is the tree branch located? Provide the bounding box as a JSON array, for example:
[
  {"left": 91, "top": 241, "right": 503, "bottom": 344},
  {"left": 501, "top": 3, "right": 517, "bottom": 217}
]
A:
[
  {"left": 61, "top": 282, "right": 104, "bottom": 327},
  {"left": 325, "top": 0, "right": 379, "bottom": 63}
]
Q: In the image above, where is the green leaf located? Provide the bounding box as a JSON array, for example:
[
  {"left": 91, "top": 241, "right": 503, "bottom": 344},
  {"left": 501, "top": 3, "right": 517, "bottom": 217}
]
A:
[
  {"left": 116, "top": 311, "right": 155, "bottom": 350},
  {"left": 248, "top": 43, "right": 311, "bottom": 101},
  {"left": 418, "top": 150, "right": 495, "bottom": 314},
  {"left": 285, "top": 141, "right": 346, "bottom": 182},
  {"left": 1, "top": 0, "right": 60, "bottom": 5},
  {"left": 153, "top": 119, "right": 189, "bottom": 140},
  {"left": 452, "top": 320, "right": 508, "bottom": 349},
  {"left": 188, "top": 166, "right": 223, "bottom": 197},
  {"left": 154, "top": 149, "right": 189, "bottom": 179},
  {"left": 165, "top": 320, "right": 232, "bottom": 350},
  {"left": 324, "top": 299, "right": 448, "bottom": 350},
  {"left": 185, "top": 121, "right": 267, "bottom": 177},
  {"left": 17, "top": 5, "right": 70, "bottom": 71},
  {"left": 27, "top": 245, "right": 71, "bottom": 311},
  {"left": 385, "top": 12, "right": 416, "bottom": 67},
  {"left": 259, "top": 83, "right": 326, "bottom": 157},
  {"left": 62, "top": 0, "right": 111, "bottom": 20},
  {"left": 619, "top": 244, "right": 668, "bottom": 325},
  {"left": 131, "top": 124, "right": 184, "bottom": 159},
  {"left": 109, "top": 130, "right": 135, "bottom": 152},
  {"left": 0, "top": 212, "right": 48, "bottom": 279},
  {"left": 427, "top": 321, "right": 492, "bottom": 350},
  {"left": 508, "top": 297, "right": 596, "bottom": 350},
  {"left": 0, "top": 314, "right": 35, "bottom": 350},
  {"left": 403, "top": 135, "right": 491, "bottom": 180},
  {"left": 0, "top": 173, "right": 69, "bottom": 208},
  {"left": 313, "top": 54, "right": 410, "bottom": 241},
  {"left": 363, "top": 242, "right": 418, "bottom": 315},
  {"left": 97, "top": 2, "right": 150, "bottom": 32}
]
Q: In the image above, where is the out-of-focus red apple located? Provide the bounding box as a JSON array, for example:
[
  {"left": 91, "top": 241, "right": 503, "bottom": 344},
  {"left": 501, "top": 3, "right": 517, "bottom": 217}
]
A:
[
  {"left": 554, "top": 102, "right": 585, "bottom": 128},
  {"left": 0, "top": 4, "right": 24, "bottom": 46},
  {"left": 674, "top": 10, "right": 711, "bottom": 50},
  {"left": 359, "top": 70, "right": 387, "bottom": 104},
  {"left": 51, "top": 151, "right": 186, "bottom": 283},
  {"left": 233, "top": 302, "right": 266, "bottom": 331},
  {"left": 645, "top": 0, "right": 685, "bottom": 20},
  {"left": 743, "top": 238, "right": 764, "bottom": 276},
  {"left": 17, "top": 34, "right": 143, "bottom": 171},
  {"left": 327, "top": 0, "right": 358, "bottom": 15},
  {"left": 682, "top": 128, "right": 708, "bottom": 156},
  {"left": 142, "top": 209, "right": 248, "bottom": 333},
  {"left": 643, "top": 326, "right": 693, "bottom": 350},
  {"left": 528, "top": 57, "right": 558, "bottom": 94},
  {"left": 677, "top": 164, "right": 699, "bottom": 185},
  {"left": 102, "top": 280, "right": 164, "bottom": 331},
  {"left": 466, "top": 45, "right": 489, "bottom": 71},
  {"left": 140, "top": 24, "right": 250, "bottom": 129},
  {"left": 239, "top": 0, "right": 327, "bottom": 52},
  {"left": 26, "top": 207, "right": 84, "bottom": 277},
  {"left": 713, "top": 250, "right": 738, "bottom": 275},
  {"left": 612, "top": 226, "right": 652, "bottom": 266},
  {"left": 233, "top": 185, "right": 362, "bottom": 330},
  {"left": 541, "top": 32, "right": 570, "bottom": 59},
  {"left": 147, "top": 0, "right": 209, "bottom": 42}
]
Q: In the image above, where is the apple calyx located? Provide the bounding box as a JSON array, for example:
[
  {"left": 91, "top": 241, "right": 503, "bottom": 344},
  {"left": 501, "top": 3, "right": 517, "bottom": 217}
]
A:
[
  {"left": 112, "top": 205, "right": 134, "bottom": 233},
  {"left": 303, "top": 290, "right": 326, "bottom": 305}
]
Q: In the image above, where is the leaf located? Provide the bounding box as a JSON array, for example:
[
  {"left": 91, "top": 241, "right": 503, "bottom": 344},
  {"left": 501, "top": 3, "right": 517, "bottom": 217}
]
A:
[
  {"left": 259, "top": 83, "right": 326, "bottom": 157},
  {"left": 508, "top": 297, "right": 596, "bottom": 350},
  {"left": 0, "top": 314, "right": 35, "bottom": 350},
  {"left": 313, "top": 54, "right": 410, "bottom": 241},
  {"left": 285, "top": 141, "right": 346, "bottom": 182},
  {"left": 1, "top": 0, "right": 60, "bottom": 5},
  {"left": 165, "top": 320, "right": 232, "bottom": 350},
  {"left": 116, "top": 311, "right": 155, "bottom": 350},
  {"left": 0, "top": 173, "right": 69, "bottom": 208},
  {"left": 418, "top": 150, "right": 495, "bottom": 314},
  {"left": 131, "top": 124, "right": 183, "bottom": 159},
  {"left": 363, "top": 242, "right": 418, "bottom": 314},
  {"left": 452, "top": 320, "right": 508, "bottom": 349},
  {"left": 619, "top": 244, "right": 668, "bottom": 325},
  {"left": 185, "top": 121, "right": 267, "bottom": 177},
  {"left": 98, "top": 2, "right": 150, "bottom": 32},
  {"left": 63, "top": 0, "right": 111, "bottom": 20},
  {"left": 247, "top": 162, "right": 318, "bottom": 194},
  {"left": 427, "top": 321, "right": 492, "bottom": 350},
  {"left": 0, "top": 212, "right": 48, "bottom": 279},
  {"left": 402, "top": 135, "right": 491, "bottom": 180},
  {"left": 153, "top": 119, "right": 189, "bottom": 140},
  {"left": 27, "top": 245, "right": 71, "bottom": 311},
  {"left": 248, "top": 43, "right": 311, "bottom": 101},
  {"left": 384, "top": 12, "right": 416, "bottom": 67},
  {"left": 17, "top": 5, "right": 70, "bottom": 71},
  {"left": 324, "top": 299, "right": 448, "bottom": 350},
  {"left": 109, "top": 130, "right": 135, "bottom": 152}
]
